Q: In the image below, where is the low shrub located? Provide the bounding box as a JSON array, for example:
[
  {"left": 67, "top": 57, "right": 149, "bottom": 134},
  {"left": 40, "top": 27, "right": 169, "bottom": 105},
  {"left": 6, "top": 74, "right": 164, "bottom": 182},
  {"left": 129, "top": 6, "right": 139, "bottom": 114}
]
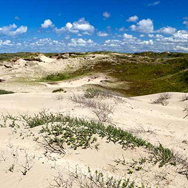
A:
[
  {"left": 152, "top": 93, "right": 171, "bottom": 106},
  {"left": 0, "top": 89, "right": 14, "bottom": 95},
  {"left": 84, "top": 88, "right": 101, "bottom": 98},
  {"left": 52, "top": 88, "right": 65, "bottom": 93}
]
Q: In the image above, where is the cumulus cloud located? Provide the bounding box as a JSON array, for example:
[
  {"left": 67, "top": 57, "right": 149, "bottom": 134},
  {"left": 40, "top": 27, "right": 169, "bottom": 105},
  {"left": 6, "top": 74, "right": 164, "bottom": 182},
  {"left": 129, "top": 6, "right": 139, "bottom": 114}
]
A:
[
  {"left": 141, "top": 40, "right": 154, "bottom": 45},
  {"left": 104, "top": 40, "right": 121, "bottom": 47},
  {"left": 123, "top": 33, "right": 137, "bottom": 41},
  {"left": 126, "top": 15, "right": 139, "bottom": 22},
  {"left": 148, "top": 1, "right": 160, "bottom": 6},
  {"left": 175, "top": 46, "right": 188, "bottom": 51},
  {"left": 68, "top": 38, "right": 96, "bottom": 47},
  {"left": 73, "top": 18, "right": 94, "bottom": 32},
  {"left": 148, "top": 34, "right": 154, "bottom": 38},
  {"left": 30, "top": 38, "right": 65, "bottom": 47},
  {"left": 97, "top": 31, "right": 109, "bottom": 37},
  {"left": 155, "top": 30, "right": 188, "bottom": 43},
  {"left": 119, "top": 27, "right": 126, "bottom": 32},
  {"left": 0, "top": 24, "right": 27, "bottom": 36},
  {"left": 0, "top": 40, "right": 12, "bottom": 46},
  {"left": 103, "top": 12, "right": 111, "bottom": 19},
  {"left": 157, "top": 26, "right": 176, "bottom": 34},
  {"left": 41, "top": 19, "right": 54, "bottom": 29},
  {"left": 54, "top": 18, "right": 95, "bottom": 35},
  {"left": 130, "top": 19, "right": 154, "bottom": 33}
]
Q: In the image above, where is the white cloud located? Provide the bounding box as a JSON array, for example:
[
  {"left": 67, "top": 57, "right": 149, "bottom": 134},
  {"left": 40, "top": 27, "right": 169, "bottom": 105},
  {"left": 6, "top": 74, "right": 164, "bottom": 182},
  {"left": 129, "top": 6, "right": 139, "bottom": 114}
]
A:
[
  {"left": 148, "top": 34, "right": 154, "bottom": 38},
  {"left": 126, "top": 15, "right": 139, "bottom": 22},
  {"left": 104, "top": 40, "right": 121, "bottom": 47},
  {"left": 175, "top": 46, "right": 188, "bottom": 51},
  {"left": 173, "top": 30, "right": 188, "bottom": 40},
  {"left": 29, "top": 38, "right": 66, "bottom": 52},
  {"left": 141, "top": 40, "right": 154, "bottom": 45},
  {"left": 157, "top": 26, "right": 176, "bottom": 34},
  {"left": 12, "top": 26, "right": 27, "bottom": 35},
  {"left": 103, "top": 12, "right": 111, "bottom": 19},
  {"left": 14, "top": 16, "right": 20, "bottom": 20},
  {"left": 148, "top": 1, "right": 160, "bottom": 6},
  {"left": 73, "top": 18, "right": 94, "bottom": 32},
  {"left": 130, "top": 19, "right": 154, "bottom": 33},
  {"left": 123, "top": 33, "right": 136, "bottom": 40},
  {"left": 41, "top": 19, "right": 54, "bottom": 29},
  {"left": 183, "top": 18, "right": 188, "bottom": 28},
  {"left": 155, "top": 30, "right": 188, "bottom": 43},
  {"left": 97, "top": 31, "right": 109, "bottom": 37},
  {"left": 66, "top": 22, "right": 73, "bottom": 29},
  {"left": 0, "top": 40, "right": 11, "bottom": 46},
  {"left": 0, "top": 24, "right": 27, "bottom": 36},
  {"left": 140, "top": 34, "right": 145, "bottom": 37},
  {"left": 68, "top": 38, "right": 96, "bottom": 47},
  {"left": 119, "top": 27, "right": 126, "bottom": 32},
  {"left": 54, "top": 18, "right": 95, "bottom": 35},
  {"left": 183, "top": 20, "right": 188, "bottom": 27},
  {"left": 155, "top": 34, "right": 164, "bottom": 38}
]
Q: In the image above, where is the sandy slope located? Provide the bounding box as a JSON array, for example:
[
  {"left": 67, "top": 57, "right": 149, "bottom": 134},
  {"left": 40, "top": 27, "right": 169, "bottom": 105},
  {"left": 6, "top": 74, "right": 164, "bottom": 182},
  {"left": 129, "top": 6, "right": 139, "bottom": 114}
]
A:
[
  {"left": 0, "top": 91, "right": 188, "bottom": 188},
  {"left": 0, "top": 54, "right": 188, "bottom": 188}
]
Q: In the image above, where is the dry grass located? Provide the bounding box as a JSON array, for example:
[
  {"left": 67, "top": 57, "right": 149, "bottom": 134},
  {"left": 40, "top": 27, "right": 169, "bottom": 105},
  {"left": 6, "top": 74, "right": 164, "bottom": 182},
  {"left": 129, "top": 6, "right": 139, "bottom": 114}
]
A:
[
  {"left": 70, "top": 94, "right": 114, "bottom": 122},
  {"left": 180, "top": 94, "right": 188, "bottom": 102},
  {"left": 152, "top": 93, "right": 171, "bottom": 106}
]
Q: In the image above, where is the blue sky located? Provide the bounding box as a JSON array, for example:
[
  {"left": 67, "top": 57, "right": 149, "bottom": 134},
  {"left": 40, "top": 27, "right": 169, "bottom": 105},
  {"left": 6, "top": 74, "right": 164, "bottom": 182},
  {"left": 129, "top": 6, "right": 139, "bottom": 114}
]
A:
[{"left": 0, "top": 0, "right": 188, "bottom": 53}]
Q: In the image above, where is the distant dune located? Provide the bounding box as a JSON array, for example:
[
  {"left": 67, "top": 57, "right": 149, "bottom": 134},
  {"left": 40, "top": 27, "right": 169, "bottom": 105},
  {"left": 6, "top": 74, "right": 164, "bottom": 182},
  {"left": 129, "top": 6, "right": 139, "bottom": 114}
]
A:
[{"left": 0, "top": 52, "right": 188, "bottom": 188}]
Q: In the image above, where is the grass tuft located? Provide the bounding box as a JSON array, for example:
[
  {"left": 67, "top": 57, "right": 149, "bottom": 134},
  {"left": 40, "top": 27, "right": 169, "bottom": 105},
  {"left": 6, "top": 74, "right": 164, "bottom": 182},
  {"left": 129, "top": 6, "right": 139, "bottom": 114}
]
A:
[{"left": 0, "top": 89, "right": 14, "bottom": 95}]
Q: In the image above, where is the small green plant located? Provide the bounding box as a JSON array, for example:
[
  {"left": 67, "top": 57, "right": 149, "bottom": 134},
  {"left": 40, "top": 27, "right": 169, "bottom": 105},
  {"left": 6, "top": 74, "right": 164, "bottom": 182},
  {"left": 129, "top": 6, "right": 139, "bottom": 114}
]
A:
[
  {"left": 43, "top": 73, "right": 70, "bottom": 82},
  {"left": 50, "top": 167, "right": 147, "bottom": 188},
  {"left": 139, "top": 157, "right": 147, "bottom": 165},
  {"left": 0, "top": 89, "right": 14, "bottom": 95},
  {"left": 8, "top": 164, "right": 15, "bottom": 172},
  {"left": 84, "top": 88, "right": 101, "bottom": 98},
  {"left": 52, "top": 88, "right": 65, "bottom": 93},
  {"left": 1, "top": 111, "right": 176, "bottom": 168}
]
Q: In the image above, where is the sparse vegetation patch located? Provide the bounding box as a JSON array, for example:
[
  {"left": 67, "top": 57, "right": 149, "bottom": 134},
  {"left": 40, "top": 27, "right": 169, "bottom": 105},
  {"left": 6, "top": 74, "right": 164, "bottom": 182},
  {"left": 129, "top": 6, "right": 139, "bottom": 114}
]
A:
[
  {"left": 0, "top": 111, "right": 177, "bottom": 168},
  {"left": 0, "top": 89, "right": 14, "bottom": 95}
]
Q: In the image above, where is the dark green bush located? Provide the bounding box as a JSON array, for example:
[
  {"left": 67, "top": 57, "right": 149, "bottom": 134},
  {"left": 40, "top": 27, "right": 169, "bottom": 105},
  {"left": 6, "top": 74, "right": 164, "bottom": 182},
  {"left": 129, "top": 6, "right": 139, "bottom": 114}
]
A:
[{"left": 0, "top": 89, "right": 14, "bottom": 95}]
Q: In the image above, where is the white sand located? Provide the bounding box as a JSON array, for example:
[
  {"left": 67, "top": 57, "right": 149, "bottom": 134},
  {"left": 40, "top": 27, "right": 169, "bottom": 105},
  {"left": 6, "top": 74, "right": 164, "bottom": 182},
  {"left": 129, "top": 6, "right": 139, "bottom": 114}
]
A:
[
  {"left": 0, "top": 54, "right": 188, "bottom": 188},
  {"left": 0, "top": 91, "right": 188, "bottom": 188}
]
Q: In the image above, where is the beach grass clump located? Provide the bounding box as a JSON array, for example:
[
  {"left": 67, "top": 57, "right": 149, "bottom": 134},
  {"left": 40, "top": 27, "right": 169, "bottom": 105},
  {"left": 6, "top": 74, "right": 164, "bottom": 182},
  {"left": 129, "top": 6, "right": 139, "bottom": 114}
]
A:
[
  {"left": 41, "top": 71, "right": 85, "bottom": 82},
  {"left": 84, "top": 88, "right": 101, "bottom": 98},
  {"left": 151, "top": 93, "right": 171, "bottom": 106},
  {"left": 5, "top": 111, "right": 175, "bottom": 167},
  {"left": 52, "top": 88, "right": 65, "bottom": 93},
  {"left": 51, "top": 167, "right": 149, "bottom": 188},
  {"left": 0, "top": 89, "right": 14, "bottom": 95},
  {"left": 43, "top": 73, "right": 71, "bottom": 82}
]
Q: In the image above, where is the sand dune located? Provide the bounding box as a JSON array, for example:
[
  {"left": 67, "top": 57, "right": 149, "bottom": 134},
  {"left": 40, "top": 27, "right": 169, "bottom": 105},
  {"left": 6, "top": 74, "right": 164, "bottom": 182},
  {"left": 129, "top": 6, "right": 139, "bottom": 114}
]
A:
[
  {"left": 0, "top": 54, "right": 188, "bottom": 188},
  {"left": 0, "top": 91, "right": 188, "bottom": 188}
]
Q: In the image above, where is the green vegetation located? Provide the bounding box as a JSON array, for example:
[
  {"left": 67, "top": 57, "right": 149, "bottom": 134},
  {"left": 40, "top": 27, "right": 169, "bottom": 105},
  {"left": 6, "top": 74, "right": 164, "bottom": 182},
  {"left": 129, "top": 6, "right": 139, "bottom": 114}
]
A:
[
  {"left": 3, "top": 111, "right": 176, "bottom": 167},
  {"left": 52, "top": 88, "right": 65, "bottom": 93},
  {"left": 1, "top": 51, "right": 188, "bottom": 96},
  {"left": 84, "top": 88, "right": 101, "bottom": 98},
  {"left": 0, "top": 89, "right": 14, "bottom": 95},
  {"left": 72, "top": 52, "right": 188, "bottom": 96},
  {"left": 41, "top": 71, "right": 85, "bottom": 82},
  {"left": 51, "top": 167, "right": 149, "bottom": 188},
  {"left": 0, "top": 52, "right": 39, "bottom": 62},
  {"left": 42, "top": 72, "right": 71, "bottom": 81}
]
